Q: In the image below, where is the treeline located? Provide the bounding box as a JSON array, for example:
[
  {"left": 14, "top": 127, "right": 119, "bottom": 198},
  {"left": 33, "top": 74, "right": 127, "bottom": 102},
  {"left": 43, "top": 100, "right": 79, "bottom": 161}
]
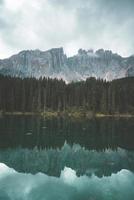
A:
[{"left": 0, "top": 75, "right": 134, "bottom": 114}]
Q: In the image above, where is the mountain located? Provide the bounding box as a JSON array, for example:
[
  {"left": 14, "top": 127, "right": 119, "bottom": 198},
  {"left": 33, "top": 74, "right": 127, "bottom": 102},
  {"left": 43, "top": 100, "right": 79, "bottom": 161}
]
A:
[{"left": 0, "top": 47, "right": 134, "bottom": 82}]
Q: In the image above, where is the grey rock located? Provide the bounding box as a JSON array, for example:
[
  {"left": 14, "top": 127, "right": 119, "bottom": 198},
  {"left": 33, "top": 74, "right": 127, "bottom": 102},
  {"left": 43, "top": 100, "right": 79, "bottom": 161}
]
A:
[{"left": 0, "top": 47, "right": 134, "bottom": 82}]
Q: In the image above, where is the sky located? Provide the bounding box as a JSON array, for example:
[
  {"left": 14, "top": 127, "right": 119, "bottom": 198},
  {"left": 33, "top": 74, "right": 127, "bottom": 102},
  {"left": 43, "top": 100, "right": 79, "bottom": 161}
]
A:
[{"left": 0, "top": 0, "right": 134, "bottom": 58}]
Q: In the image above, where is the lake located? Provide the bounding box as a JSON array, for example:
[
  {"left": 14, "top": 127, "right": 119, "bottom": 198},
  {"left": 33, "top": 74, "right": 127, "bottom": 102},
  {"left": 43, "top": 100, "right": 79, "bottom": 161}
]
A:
[{"left": 0, "top": 115, "right": 134, "bottom": 200}]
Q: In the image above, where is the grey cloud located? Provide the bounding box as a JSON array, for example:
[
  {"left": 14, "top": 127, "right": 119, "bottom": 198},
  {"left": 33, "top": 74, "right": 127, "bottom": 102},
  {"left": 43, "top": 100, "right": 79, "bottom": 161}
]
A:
[
  {"left": 0, "top": 0, "right": 3, "bottom": 5},
  {"left": 50, "top": 0, "right": 134, "bottom": 23},
  {"left": 0, "top": 0, "right": 134, "bottom": 58},
  {"left": 49, "top": 0, "right": 84, "bottom": 9}
]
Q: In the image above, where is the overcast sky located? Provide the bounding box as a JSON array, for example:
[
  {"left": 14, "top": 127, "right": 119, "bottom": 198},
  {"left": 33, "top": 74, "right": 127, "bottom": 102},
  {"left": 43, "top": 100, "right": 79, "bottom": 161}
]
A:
[{"left": 0, "top": 0, "right": 134, "bottom": 58}]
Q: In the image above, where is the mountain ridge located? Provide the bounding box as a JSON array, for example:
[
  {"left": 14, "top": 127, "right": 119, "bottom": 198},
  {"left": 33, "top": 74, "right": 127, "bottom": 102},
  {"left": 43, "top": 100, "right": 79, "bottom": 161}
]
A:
[{"left": 0, "top": 47, "right": 134, "bottom": 82}]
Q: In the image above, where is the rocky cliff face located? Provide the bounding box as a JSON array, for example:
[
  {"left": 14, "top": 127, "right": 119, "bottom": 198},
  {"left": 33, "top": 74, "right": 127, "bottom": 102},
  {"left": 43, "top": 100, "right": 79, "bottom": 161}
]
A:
[{"left": 0, "top": 47, "right": 134, "bottom": 82}]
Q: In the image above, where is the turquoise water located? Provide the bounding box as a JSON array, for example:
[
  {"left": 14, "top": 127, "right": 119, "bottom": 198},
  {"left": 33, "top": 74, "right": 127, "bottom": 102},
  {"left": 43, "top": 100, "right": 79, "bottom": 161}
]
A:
[{"left": 0, "top": 116, "right": 134, "bottom": 200}]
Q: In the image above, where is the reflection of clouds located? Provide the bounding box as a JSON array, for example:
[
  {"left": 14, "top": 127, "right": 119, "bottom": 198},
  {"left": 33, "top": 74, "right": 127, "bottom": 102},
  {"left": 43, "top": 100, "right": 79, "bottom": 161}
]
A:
[
  {"left": 0, "top": 0, "right": 134, "bottom": 58},
  {"left": 0, "top": 162, "right": 134, "bottom": 200}
]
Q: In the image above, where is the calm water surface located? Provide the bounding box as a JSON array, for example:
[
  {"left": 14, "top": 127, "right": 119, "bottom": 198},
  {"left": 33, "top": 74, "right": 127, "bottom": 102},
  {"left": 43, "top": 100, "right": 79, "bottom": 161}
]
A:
[{"left": 0, "top": 116, "right": 134, "bottom": 200}]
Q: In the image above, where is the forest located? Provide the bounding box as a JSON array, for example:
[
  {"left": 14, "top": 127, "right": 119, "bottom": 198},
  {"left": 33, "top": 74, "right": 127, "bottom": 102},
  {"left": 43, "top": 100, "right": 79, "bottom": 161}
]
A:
[{"left": 0, "top": 75, "right": 134, "bottom": 114}]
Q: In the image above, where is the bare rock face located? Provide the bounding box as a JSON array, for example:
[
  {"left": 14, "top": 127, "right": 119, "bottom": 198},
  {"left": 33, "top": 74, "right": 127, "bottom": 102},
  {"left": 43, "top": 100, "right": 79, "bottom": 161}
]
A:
[
  {"left": 0, "top": 47, "right": 134, "bottom": 82},
  {"left": 0, "top": 48, "right": 68, "bottom": 79}
]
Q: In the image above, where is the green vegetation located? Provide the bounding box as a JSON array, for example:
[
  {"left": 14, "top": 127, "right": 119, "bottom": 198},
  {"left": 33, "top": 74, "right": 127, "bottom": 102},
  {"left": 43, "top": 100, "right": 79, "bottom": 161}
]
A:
[
  {"left": 0, "top": 75, "right": 134, "bottom": 117},
  {"left": 3, "top": 110, "right": 134, "bottom": 119}
]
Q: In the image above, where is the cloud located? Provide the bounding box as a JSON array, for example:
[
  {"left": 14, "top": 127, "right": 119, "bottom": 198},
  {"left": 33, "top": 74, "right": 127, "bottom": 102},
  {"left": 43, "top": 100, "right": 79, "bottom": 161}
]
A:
[{"left": 0, "top": 0, "right": 134, "bottom": 58}]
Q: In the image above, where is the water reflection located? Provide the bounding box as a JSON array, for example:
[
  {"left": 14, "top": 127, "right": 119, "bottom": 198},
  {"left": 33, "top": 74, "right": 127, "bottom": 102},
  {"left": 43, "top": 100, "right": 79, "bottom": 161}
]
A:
[
  {"left": 0, "top": 116, "right": 134, "bottom": 150},
  {"left": 0, "top": 144, "right": 134, "bottom": 177}
]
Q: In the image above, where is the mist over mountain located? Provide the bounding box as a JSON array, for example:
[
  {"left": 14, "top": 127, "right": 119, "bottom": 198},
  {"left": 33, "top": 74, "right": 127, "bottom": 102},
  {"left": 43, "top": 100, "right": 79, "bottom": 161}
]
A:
[{"left": 0, "top": 47, "right": 134, "bottom": 82}]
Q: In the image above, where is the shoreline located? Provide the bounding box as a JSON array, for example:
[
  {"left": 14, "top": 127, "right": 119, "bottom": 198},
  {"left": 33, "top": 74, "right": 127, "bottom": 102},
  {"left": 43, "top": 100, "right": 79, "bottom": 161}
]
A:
[{"left": 1, "top": 111, "right": 134, "bottom": 119}]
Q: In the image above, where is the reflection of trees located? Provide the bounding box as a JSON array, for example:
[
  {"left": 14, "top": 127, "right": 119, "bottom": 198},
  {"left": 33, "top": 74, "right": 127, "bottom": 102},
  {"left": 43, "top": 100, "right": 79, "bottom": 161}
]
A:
[
  {"left": 0, "top": 116, "right": 134, "bottom": 151},
  {"left": 0, "top": 144, "right": 134, "bottom": 177}
]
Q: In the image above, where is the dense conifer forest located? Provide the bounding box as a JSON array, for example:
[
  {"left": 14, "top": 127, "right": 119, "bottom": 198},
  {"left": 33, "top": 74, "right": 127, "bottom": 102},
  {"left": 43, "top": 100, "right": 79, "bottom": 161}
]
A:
[{"left": 0, "top": 75, "right": 134, "bottom": 114}]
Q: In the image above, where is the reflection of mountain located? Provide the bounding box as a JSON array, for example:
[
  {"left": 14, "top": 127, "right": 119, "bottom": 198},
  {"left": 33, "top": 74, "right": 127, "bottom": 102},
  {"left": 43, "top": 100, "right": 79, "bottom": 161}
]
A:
[
  {"left": 0, "top": 144, "right": 134, "bottom": 177},
  {"left": 0, "top": 48, "right": 134, "bottom": 82},
  {"left": 0, "top": 116, "right": 134, "bottom": 150},
  {"left": 0, "top": 116, "right": 134, "bottom": 177}
]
